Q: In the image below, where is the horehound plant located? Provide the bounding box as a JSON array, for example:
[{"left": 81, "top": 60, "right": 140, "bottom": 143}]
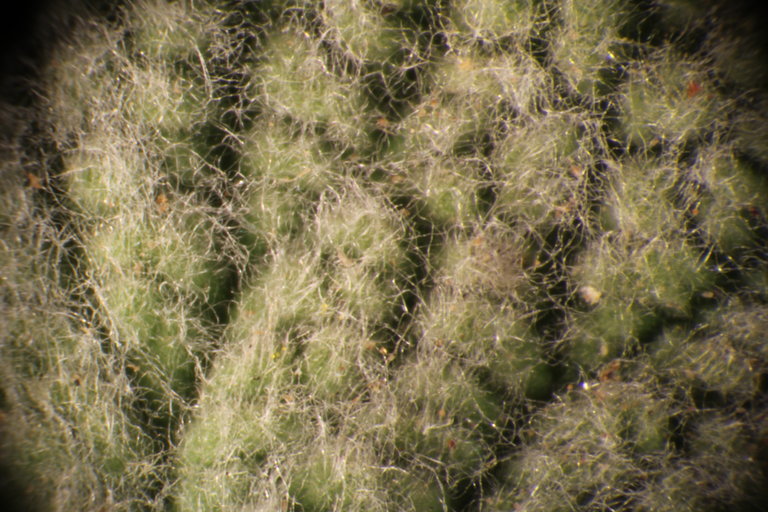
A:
[{"left": 2, "top": 0, "right": 768, "bottom": 511}]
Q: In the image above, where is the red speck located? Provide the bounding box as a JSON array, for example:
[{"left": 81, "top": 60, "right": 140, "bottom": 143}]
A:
[
  {"left": 686, "top": 81, "right": 702, "bottom": 99},
  {"left": 447, "top": 439, "right": 457, "bottom": 450}
]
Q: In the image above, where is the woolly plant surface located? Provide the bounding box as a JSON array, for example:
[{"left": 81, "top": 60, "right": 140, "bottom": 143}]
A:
[{"left": 2, "top": 1, "right": 768, "bottom": 511}]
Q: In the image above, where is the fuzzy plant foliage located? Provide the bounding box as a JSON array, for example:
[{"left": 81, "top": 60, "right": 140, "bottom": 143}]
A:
[{"left": 2, "top": 0, "right": 768, "bottom": 511}]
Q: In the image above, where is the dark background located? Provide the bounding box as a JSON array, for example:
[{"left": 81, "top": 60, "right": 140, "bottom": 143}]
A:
[{"left": 0, "top": 0, "right": 117, "bottom": 103}]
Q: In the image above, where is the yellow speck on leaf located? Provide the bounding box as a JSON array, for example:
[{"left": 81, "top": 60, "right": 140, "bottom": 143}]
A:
[
  {"left": 579, "top": 285, "right": 602, "bottom": 305},
  {"left": 458, "top": 57, "right": 473, "bottom": 71}
]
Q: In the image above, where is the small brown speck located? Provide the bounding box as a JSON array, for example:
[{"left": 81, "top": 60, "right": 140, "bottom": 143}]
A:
[
  {"left": 26, "top": 172, "right": 43, "bottom": 189},
  {"left": 155, "top": 193, "right": 169, "bottom": 214}
]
